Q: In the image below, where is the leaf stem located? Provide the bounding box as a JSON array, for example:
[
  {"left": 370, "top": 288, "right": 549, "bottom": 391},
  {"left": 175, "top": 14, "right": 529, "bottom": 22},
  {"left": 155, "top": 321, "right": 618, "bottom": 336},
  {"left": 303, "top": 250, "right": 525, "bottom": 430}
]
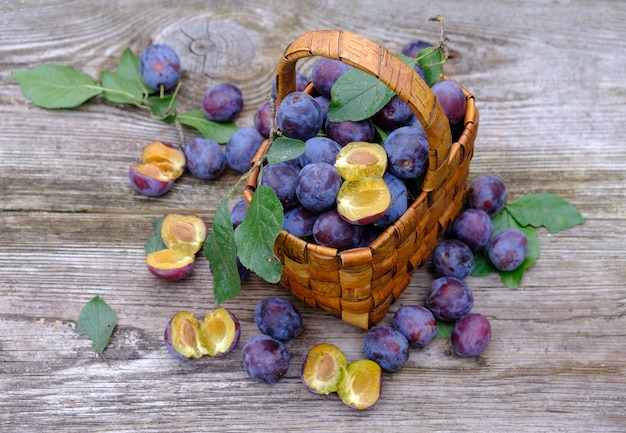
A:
[
  {"left": 96, "top": 85, "right": 147, "bottom": 109},
  {"left": 166, "top": 82, "right": 182, "bottom": 114}
]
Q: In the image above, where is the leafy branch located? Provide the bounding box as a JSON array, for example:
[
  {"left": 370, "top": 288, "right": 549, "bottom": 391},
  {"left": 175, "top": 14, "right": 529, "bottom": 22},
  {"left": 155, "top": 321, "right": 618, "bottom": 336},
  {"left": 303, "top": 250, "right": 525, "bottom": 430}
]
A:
[
  {"left": 203, "top": 143, "right": 286, "bottom": 304},
  {"left": 11, "top": 48, "right": 236, "bottom": 144}
]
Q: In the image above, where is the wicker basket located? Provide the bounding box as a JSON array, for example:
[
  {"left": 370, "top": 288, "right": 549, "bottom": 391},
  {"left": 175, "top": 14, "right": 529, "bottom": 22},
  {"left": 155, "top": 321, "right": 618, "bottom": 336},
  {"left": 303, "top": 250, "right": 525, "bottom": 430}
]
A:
[{"left": 244, "top": 30, "right": 478, "bottom": 329}]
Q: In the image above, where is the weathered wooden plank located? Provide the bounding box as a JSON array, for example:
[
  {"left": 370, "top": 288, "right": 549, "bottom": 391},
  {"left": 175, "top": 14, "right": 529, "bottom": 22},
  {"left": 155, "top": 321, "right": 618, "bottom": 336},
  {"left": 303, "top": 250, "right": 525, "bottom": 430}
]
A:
[
  {"left": 1, "top": 0, "right": 625, "bottom": 431},
  {"left": 0, "top": 211, "right": 624, "bottom": 431}
]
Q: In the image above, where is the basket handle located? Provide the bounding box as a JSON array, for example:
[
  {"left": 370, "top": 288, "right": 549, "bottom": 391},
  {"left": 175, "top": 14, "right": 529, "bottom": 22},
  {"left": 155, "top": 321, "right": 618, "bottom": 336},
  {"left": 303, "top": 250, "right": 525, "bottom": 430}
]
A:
[{"left": 275, "top": 30, "right": 451, "bottom": 192}]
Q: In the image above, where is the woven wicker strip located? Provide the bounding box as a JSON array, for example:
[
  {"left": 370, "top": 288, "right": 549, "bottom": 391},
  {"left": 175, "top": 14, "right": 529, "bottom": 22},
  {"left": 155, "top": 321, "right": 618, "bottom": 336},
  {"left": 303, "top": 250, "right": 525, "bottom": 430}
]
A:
[{"left": 245, "top": 30, "right": 478, "bottom": 329}]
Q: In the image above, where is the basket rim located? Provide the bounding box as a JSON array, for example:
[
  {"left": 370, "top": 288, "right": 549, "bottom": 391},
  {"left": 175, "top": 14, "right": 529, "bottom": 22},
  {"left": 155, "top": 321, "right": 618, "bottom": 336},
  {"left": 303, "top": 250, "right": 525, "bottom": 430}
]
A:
[{"left": 275, "top": 30, "right": 452, "bottom": 191}]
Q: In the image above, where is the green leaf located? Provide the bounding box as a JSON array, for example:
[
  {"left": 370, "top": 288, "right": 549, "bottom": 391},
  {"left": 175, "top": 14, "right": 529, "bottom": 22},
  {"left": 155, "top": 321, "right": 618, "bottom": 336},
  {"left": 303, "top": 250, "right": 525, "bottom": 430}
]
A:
[
  {"left": 12, "top": 64, "right": 103, "bottom": 108},
  {"left": 77, "top": 295, "right": 118, "bottom": 361},
  {"left": 436, "top": 320, "right": 454, "bottom": 339},
  {"left": 234, "top": 185, "right": 283, "bottom": 283},
  {"left": 326, "top": 53, "right": 419, "bottom": 123},
  {"left": 266, "top": 136, "right": 305, "bottom": 164},
  {"left": 417, "top": 46, "right": 444, "bottom": 86},
  {"left": 506, "top": 193, "right": 585, "bottom": 234},
  {"left": 471, "top": 251, "right": 497, "bottom": 277},
  {"left": 101, "top": 48, "right": 151, "bottom": 105},
  {"left": 101, "top": 71, "right": 144, "bottom": 105},
  {"left": 144, "top": 216, "right": 167, "bottom": 254},
  {"left": 491, "top": 208, "right": 522, "bottom": 233},
  {"left": 373, "top": 124, "right": 388, "bottom": 145},
  {"left": 327, "top": 68, "right": 395, "bottom": 122},
  {"left": 177, "top": 110, "right": 238, "bottom": 143},
  {"left": 204, "top": 197, "right": 242, "bottom": 304},
  {"left": 115, "top": 47, "right": 151, "bottom": 96},
  {"left": 146, "top": 94, "right": 178, "bottom": 123}
]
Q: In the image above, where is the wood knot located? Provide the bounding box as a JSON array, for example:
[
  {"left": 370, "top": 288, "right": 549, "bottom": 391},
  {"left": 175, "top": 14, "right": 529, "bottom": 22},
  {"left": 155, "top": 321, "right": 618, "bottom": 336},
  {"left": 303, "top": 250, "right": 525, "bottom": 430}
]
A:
[{"left": 162, "top": 18, "right": 258, "bottom": 79}]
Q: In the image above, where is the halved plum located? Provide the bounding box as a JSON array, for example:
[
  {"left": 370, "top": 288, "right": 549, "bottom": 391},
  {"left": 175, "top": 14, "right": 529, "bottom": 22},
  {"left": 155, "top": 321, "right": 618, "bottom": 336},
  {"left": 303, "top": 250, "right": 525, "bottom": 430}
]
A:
[
  {"left": 199, "top": 307, "right": 241, "bottom": 357},
  {"left": 164, "top": 311, "right": 207, "bottom": 360},
  {"left": 146, "top": 249, "right": 195, "bottom": 281},
  {"left": 337, "top": 359, "right": 382, "bottom": 410},
  {"left": 129, "top": 164, "right": 174, "bottom": 197},
  {"left": 129, "top": 141, "right": 186, "bottom": 196},
  {"left": 141, "top": 141, "right": 186, "bottom": 180},
  {"left": 161, "top": 213, "right": 207, "bottom": 255},
  {"left": 334, "top": 141, "right": 387, "bottom": 181},
  {"left": 301, "top": 343, "right": 347, "bottom": 395},
  {"left": 336, "top": 177, "right": 391, "bottom": 225}
]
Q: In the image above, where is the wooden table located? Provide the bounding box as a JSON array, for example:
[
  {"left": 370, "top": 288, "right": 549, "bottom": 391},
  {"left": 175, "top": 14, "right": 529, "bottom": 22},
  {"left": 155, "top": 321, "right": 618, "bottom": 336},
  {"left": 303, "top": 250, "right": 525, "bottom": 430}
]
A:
[{"left": 1, "top": 1, "right": 625, "bottom": 431}]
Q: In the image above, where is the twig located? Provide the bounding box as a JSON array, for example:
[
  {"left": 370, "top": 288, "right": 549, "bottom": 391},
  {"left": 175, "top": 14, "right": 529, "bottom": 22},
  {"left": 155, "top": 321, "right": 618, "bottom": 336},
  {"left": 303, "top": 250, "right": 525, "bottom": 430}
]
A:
[
  {"left": 174, "top": 118, "right": 186, "bottom": 150},
  {"left": 429, "top": 15, "right": 451, "bottom": 62}
]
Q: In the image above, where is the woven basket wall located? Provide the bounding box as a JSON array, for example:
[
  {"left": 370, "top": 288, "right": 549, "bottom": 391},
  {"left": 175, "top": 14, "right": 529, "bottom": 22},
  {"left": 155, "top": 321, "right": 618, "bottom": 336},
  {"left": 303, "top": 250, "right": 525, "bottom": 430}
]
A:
[{"left": 245, "top": 30, "right": 478, "bottom": 329}]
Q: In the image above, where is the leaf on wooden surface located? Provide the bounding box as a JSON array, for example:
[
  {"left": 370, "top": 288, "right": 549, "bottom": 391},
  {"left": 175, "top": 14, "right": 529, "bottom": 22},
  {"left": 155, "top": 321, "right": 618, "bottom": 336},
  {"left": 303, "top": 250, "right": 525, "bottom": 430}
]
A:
[
  {"left": 204, "top": 197, "right": 242, "bottom": 304},
  {"left": 101, "top": 48, "right": 149, "bottom": 105},
  {"left": 115, "top": 47, "right": 151, "bottom": 96},
  {"left": 101, "top": 71, "right": 144, "bottom": 105},
  {"left": 12, "top": 64, "right": 103, "bottom": 108},
  {"left": 471, "top": 252, "right": 497, "bottom": 277},
  {"left": 177, "top": 110, "right": 238, "bottom": 143},
  {"left": 436, "top": 320, "right": 454, "bottom": 339},
  {"left": 234, "top": 185, "right": 283, "bottom": 283},
  {"left": 77, "top": 295, "right": 118, "bottom": 361},
  {"left": 266, "top": 136, "right": 305, "bottom": 165},
  {"left": 506, "top": 193, "right": 585, "bottom": 234},
  {"left": 144, "top": 216, "right": 167, "bottom": 254},
  {"left": 146, "top": 94, "right": 178, "bottom": 123}
]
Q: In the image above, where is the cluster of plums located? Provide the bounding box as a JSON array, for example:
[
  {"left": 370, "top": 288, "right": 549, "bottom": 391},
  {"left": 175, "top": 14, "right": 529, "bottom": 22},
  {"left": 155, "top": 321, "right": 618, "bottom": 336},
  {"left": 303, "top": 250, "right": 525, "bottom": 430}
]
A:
[
  {"left": 165, "top": 294, "right": 383, "bottom": 410},
  {"left": 249, "top": 50, "right": 469, "bottom": 251},
  {"left": 351, "top": 175, "right": 523, "bottom": 375},
  {"left": 129, "top": 44, "right": 252, "bottom": 197},
  {"left": 435, "top": 174, "right": 528, "bottom": 276},
  {"left": 164, "top": 297, "right": 299, "bottom": 377},
  {"left": 425, "top": 174, "right": 527, "bottom": 358},
  {"left": 129, "top": 41, "right": 470, "bottom": 255},
  {"left": 138, "top": 39, "right": 519, "bottom": 410}
]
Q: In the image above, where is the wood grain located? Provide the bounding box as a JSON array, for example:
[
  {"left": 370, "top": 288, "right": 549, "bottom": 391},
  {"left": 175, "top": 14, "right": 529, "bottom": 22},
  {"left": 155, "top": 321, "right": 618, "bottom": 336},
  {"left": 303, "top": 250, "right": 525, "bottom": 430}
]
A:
[{"left": 1, "top": 0, "right": 625, "bottom": 432}]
